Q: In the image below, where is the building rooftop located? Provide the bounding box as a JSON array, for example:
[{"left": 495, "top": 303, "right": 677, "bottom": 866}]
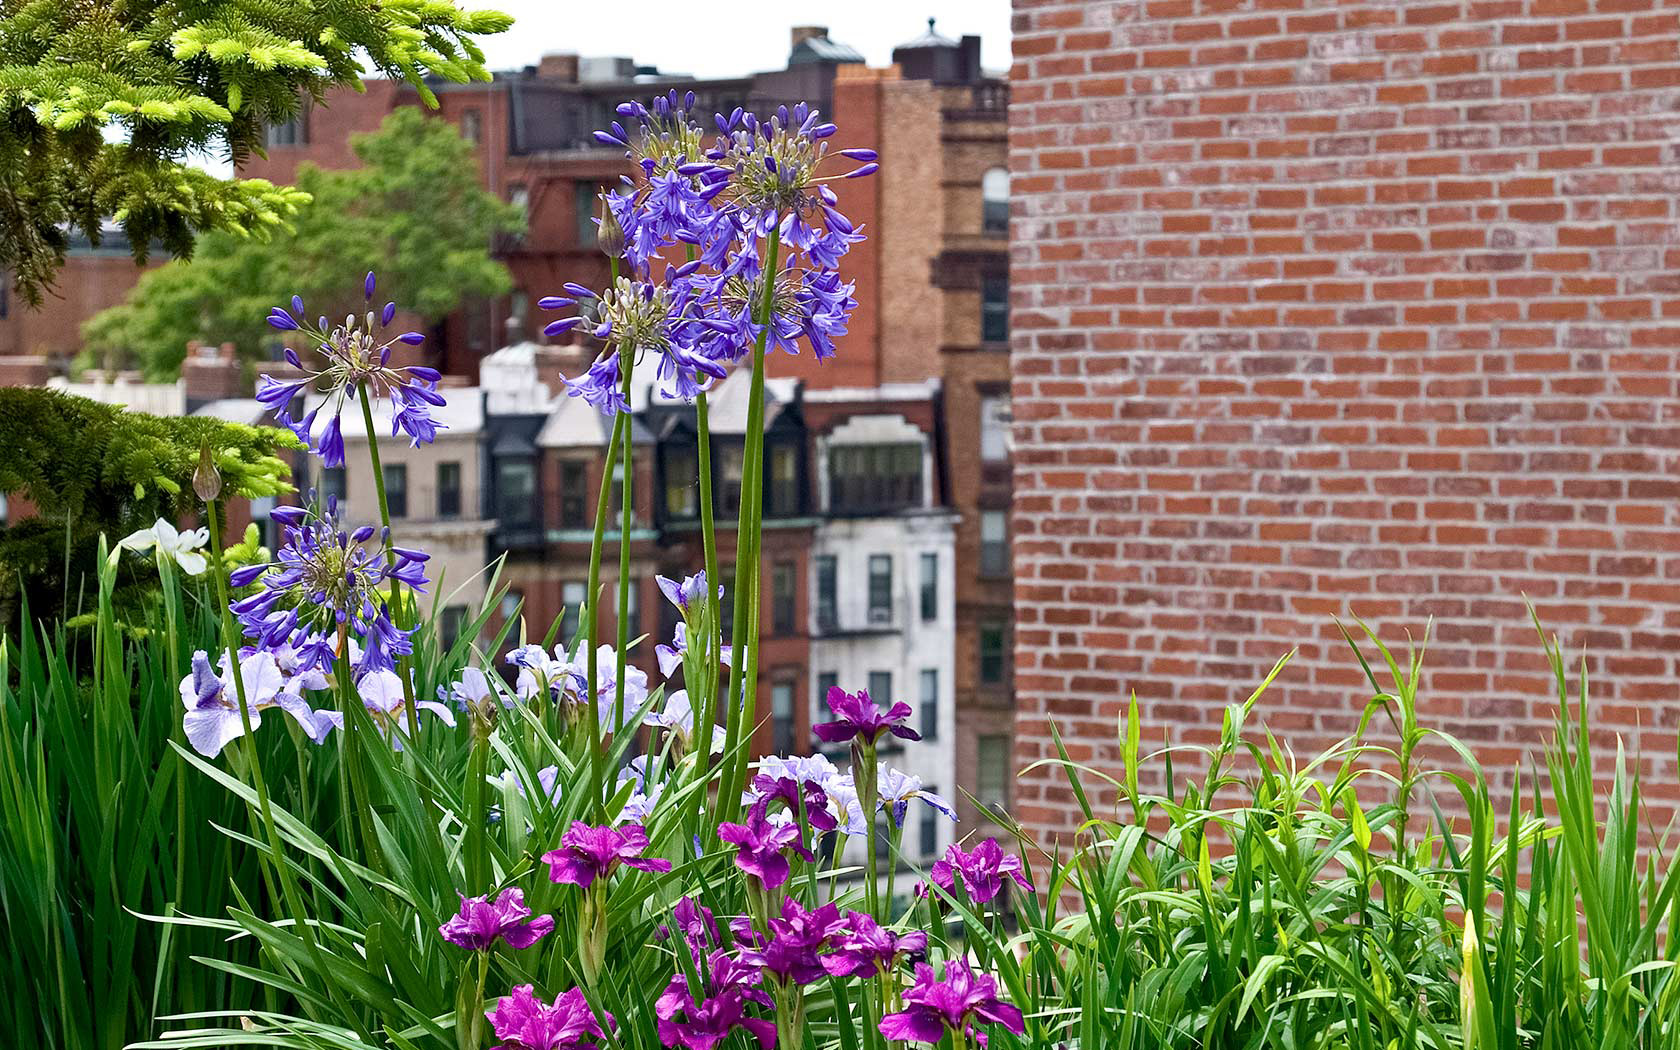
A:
[{"left": 896, "top": 18, "right": 959, "bottom": 51}]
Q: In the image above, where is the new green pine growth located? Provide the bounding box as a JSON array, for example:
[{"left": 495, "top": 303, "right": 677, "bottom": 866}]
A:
[
  {"left": 0, "top": 0, "right": 511, "bottom": 303},
  {"left": 0, "top": 386, "right": 300, "bottom": 632},
  {"left": 82, "top": 107, "right": 526, "bottom": 378}
]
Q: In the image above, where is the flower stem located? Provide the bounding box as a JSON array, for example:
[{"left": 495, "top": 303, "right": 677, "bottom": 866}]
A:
[
  {"left": 206, "top": 499, "right": 369, "bottom": 1039},
  {"left": 721, "top": 223, "right": 782, "bottom": 821},
  {"left": 611, "top": 319, "right": 634, "bottom": 747},
  {"left": 357, "top": 386, "right": 421, "bottom": 739},
  {"left": 585, "top": 256, "right": 624, "bottom": 817},
  {"left": 859, "top": 741, "right": 880, "bottom": 919}
]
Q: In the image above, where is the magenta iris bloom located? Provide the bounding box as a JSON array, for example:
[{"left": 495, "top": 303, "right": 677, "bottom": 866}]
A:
[
  {"left": 812, "top": 686, "right": 920, "bottom": 747},
  {"left": 661, "top": 896, "right": 722, "bottom": 956},
  {"left": 822, "top": 911, "right": 928, "bottom": 979},
  {"left": 544, "top": 822, "right": 671, "bottom": 887},
  {"left": 923, "top": 838, "right": 1034, "bottom": 905},
  {"left": 438, "top": 888, "right": 555, "bottom": 952},
  {"left": 655, "top": 950, "right": 777, "bottom": 1050},
  {"left": 879, "top": 959, "right": 1025, "bottom": 1047},
  {"left": 717, "top": 810, "right": 815, "bottom": 890},
  {"left": 748, "top": 772, "right": 839, "bottom": 833},
  {"left": 732, "top": 898, "right": 846, "bottom": 987},
  {"left": 488, "top": 985, "right": 614, "bottom": 1050}
]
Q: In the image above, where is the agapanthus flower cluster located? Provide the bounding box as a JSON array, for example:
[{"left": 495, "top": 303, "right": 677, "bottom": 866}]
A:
[
  {"left": 229, "top": 498, "right": 428, "bottom": 676},
  {"left": 258, "top": 272, "right": 445, "bottom": 467},
  {"left": 542, "top": 100, "right": 877, "bottom": 414}
]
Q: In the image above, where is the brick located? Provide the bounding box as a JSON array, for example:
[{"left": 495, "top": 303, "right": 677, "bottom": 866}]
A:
[{"left": 1010, "top": 0, "right": 1680, "bottom": 845}]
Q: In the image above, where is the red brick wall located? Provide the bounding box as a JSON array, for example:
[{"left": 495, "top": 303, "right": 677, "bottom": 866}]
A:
[{"left": 1009, "top": 0, "right": 1680, "bottom": 842}]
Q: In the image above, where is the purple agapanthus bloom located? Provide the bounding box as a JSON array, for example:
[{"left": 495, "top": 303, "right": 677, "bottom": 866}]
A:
[
  {"left": 655, "top": 950, "right": 776, "bottom": 1050},
  {"left": 229, "top": 499, "right": 427, "bottom": 676},
  {"left": 717, "top": 809, "right": 815, "bottom": 890},
  {"left": 878, "top": 959, "right": 1025, "bottom": 1047},
  {"left": 439, "top": 888, "right": 555, "bottom": 952},
  {"left": 178, "top": 649, "right": 336, "bottom": 757},
  {"left": 732, "top": 898, "right": 846, "bottom": 987},
  {"left": 544, "top": 822, "right": 671, "bottom": 887},
  {"left": 488, "top": 985, "right": 614, "bottom": 1050},
  {"left": 877, "top": 765, "right": 958, "bottom": 827},
  {"left": 258, "top": 273, "right": 445, "bottom": 467},
  {"left": 812, "top": 686, "right": 920, "bottom": 747},
  {"left": 540, "top": 269, "right": 723, "bottom": 414},
  {"left": 922, "top": 838, "right": 1034, "bottom": 905},
  {"left": 822, "top": 911, "right": 928, "bottom": 980}
]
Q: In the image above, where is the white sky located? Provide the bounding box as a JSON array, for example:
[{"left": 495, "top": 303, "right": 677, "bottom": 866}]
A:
[{"left": 464, "top": 1, "right": 1014, "bottom": 78}]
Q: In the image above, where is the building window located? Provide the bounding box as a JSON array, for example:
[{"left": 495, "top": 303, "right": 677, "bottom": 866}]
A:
[
  {"left": 978, "top": 735, "right": 1010, "bottom": 811},
  {"left": 0, "top": 273, "right": 9, "bottom": 319},
  {"left": 919, "top": 552, "right": 937, "bottom": 621},
  {"left": 576, "top": 181, "right": 605, "bottom": 246},
  {"left": 767, "top": 443, "right": 799, "bottom": 517},
  {"left": 461, "top": 108, "right": 482, "bottom": 144},
  {"left": 919, "top": 668, "right": 938, "bottom": 740},
  {"left": 772, "top": 560, "right": 797, "bottom": 636},
  {"left": 266, "top": 112, "right": 306, "bottom": 147},
  {"left": 979, "top": 618, "right": 1007, "bottom": 685},
  {"left": 815, "top": 555, "right": 837, "bottom": 633},
  {"left": 664, "top": 447, "right": 698, "bottom": 518},
  {"left": 980, "top": 395, "right": 1010, "bottom": 463},
  {"left": 560, "top": 460, "right": 588, "bottom": 528},
  {"left": 719, "top": 444, "right": 744, "bottom": 516},
  {"left": 982, "top": 167, "right": 1009, "bottom": 235},
  {"left": 437, "top": 461, "right": 462, "bottom": 519},
  {"left": 980, "top": 510, "right": 1009, "bottom": 577},
  {"left": 920, "top": 784, "right": 941, "bottom": 856},
  {"left": 815, "top": 671, "right": 838, "bottom": 714},
  {"left": 510, "top": 289, "right": 529, "bottom": 332},
  {"left": 867, "top": 554, "right": 892, "bottom": 626},
  {"left": 561, "top": 580, "right": 586, "bottom": 641},
  {"left": 829, "top": 444, "right": 922, "bottom": 513},
  {"left": 499, "top": 590, "right": 523, "bottom": 623},
  {"left": 867, "top": 671, "right": 892, "bottom": 707},
  {"left": 608, "top": 461, "right": 627, "bottom": 520},
  {"left": 383, "top": 464, "right": 408, "bottom": 519},
  {"left": 508, "top": 182, "right": 530, "bottom": 220},
  {"left": 771, "top": 681, "right": 796, "bottom": 755},
  {"left": 496, "top": 458, "right": 537, "bottom": 526},
  {"left": 319, "top": 466, "right": 347, "bottom": 508},
  {"left": 440, "top": 604, "right": 468, "bottom": 648},
  {"left": 982, "top": 274, "right": 1009, "bottom": 343}
]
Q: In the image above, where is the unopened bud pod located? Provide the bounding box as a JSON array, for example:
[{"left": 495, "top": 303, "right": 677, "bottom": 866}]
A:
[
  {"left": 596, "top": 194, "right": 626, "bottom": 259},
  {"left": 193, "top": 444, "right": 222, "bottom": 502}
]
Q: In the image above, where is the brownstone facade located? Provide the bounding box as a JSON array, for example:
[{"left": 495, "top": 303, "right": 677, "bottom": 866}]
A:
[{"left": 1009, "top": 0, "right": 1680, "bottom": 843}]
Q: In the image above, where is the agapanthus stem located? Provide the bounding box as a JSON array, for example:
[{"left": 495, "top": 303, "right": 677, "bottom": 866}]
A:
[
  {"left": 691, "top": 388, "right": 721, "bottom": 759},
  {"left": 357, "top": 386, "right": 422, "bottom": 739},
  {"left": 612, "top": 325, "right": 634, "bottom": 747},
  {"left": 206, "top": 499, "right": 368, "bottom": 1039},
  {"left": 721, "top": 224, "right": 782, "bottom": 821}
]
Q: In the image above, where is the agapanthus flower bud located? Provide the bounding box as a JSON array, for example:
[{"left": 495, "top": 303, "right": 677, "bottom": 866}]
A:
[
  {"left": 193, "top": 444, "right": 222, "bottom": 502},
  {"left": 596, "top": 193, "right": 626, "bottom": 258}
]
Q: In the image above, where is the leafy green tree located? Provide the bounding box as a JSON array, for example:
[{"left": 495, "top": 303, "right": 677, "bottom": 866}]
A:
[
  {"left": 83, "top": 106, "right": 525, "bottom": 378},
  {"left": 0, "top": 0, "right": 511, "bottom": 305}
]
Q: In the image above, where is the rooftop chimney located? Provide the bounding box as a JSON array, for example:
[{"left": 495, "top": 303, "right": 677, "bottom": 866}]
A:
[
  {"left": 791, "top": 25, "right": 829, "bottom": 50},
  {"left": 537, "top": 52, "right": 579, "bottom": 82}
]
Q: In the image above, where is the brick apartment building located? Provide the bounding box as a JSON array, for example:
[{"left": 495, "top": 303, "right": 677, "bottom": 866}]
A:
[{"left": 1009, "top": 0, "right": 1680, "bottom": 843}]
